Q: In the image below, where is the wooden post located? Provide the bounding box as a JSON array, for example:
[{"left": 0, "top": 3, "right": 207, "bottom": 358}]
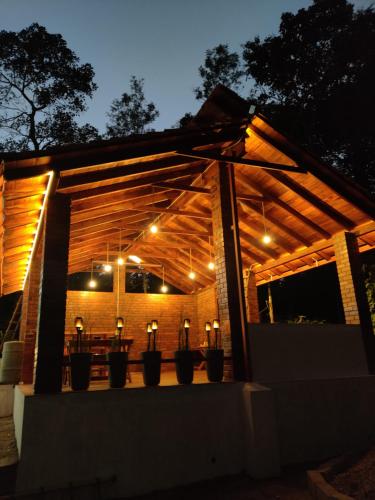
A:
[
  {"left": 267, "top": 283, "right": 275, "bottom": 324},
  {"left": 333, "top": 231, "right": 375, "bottom": 373},
  {"left": 34, "top": 194, "right": 71, "bottom": 394},
  {"left": 211, "top": 162, "right": 250, "bottom": 381}
]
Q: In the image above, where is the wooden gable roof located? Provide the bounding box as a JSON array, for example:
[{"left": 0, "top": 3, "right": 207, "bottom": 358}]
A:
[{"left": 1, "top": 86, "right": 374, "bottom": 296}]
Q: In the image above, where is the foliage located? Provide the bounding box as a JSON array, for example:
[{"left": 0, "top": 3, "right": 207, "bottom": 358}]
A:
[
  {"left": 242, "top": 0, "right": 375, "bottom": 191},
  {"left": 106, "top": 76, "right": 159, "bottom": 137},
  {"left": 363, "top": 264, "right": 375, "bottom": 330},
  {"left": 287, "top": 316, "right": 326, "bottom": 325},
  {"left": 0, "top": 23, "right": 98, "bottom": 151},
  {"left": 127, "top": 270, "right": 151, "bottom": 293},
  {"left": 175, "top": 112, "right": 194, "bottom": 128},
  {"left": 194, "top": 44, "right": 244, "bottom": 100}
]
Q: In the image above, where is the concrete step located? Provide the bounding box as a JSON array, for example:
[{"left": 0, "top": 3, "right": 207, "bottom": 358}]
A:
[{"left": 0, "top": 416, "right": 18, "bottom": 467}]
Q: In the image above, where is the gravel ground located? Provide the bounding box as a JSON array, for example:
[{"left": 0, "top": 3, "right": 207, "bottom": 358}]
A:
[{"left": 331, "top": 448, "right": 375, "bottom": 499}]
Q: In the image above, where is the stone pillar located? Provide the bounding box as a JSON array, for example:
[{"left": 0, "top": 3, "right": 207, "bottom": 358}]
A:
[
  {"left": 333, "top": 231, "right": 375, "bottom": 373},
  {"left": 244, "top": 270, "right": 260, "bottom": 323},
  {"left": 19, "top": 238, "right": 43, "bottom": 384},
  {"left": 211, "top": 162, "right": 249, "bottom": 381},
  {"left": 34, "top": 194, "right": 71, "bottom": 394}
]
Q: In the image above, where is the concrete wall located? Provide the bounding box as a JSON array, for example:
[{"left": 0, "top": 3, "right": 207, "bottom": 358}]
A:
[
  {"left": 14, "top": 383, "right": 279, "bottom": 498},
  {"left": 268, "top": 376, "right": 375, "bottom": 465},
  {"left": 248, "top": 323, "right": 368, "bottom": 382}
]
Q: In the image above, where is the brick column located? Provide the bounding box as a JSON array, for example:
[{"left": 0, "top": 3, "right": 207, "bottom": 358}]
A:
[
  {"left": 244, "top": 270, "right": 260, "bottom": 323},
  {"left": 19, "top": 238, "right": 43, "bottom": 384},
  {"left": 34, "top": 194, "right": 71, "bottom": 394},
  {"left": 333, "top": 231, "right": 375, "bottom": 373},
  {"left": 211, "top": 162, "right": 249, "bottom": 381}
]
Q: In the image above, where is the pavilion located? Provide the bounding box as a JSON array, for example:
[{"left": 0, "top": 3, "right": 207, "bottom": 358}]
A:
[{"left": 1, "top": 85, "right": 375, "bottom": 497}]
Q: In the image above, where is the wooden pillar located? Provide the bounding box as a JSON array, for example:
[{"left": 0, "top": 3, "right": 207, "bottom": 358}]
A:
[
  {"left": 333, "top": 231, "right": 375, "bottom": 373},
  {"left": 211, "top": 162, "right": 249, "bottom": 381},
  {"left": 244, "top": 270, "right": 260, "bottom": 323},
  {"left": 34, "top": 194, "right": 71, "bottom": 394},
  {"left": 19, "top": 238, "right": 43, "bottom": 383}
]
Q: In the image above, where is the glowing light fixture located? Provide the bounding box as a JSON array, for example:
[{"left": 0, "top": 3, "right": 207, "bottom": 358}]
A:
[
  {"left": 160, "top": 266, "right": 168, "bottom": 293},
  {"left": 205, "top": 321, "right": 212, "bottom": 348},
  {"left": 150, "top": 224, "right": 158, "bottom": 234},
  {"left": 103, "top": 243, "right": 112, "bottom": 272},
  {"left": 117, "top": 228, "right": 124, "bottom": 265},
  {"left": 184, "top": 318, "right": 191, "bottom": 329},
  {"left": 188, "top": 248, "right": 195, "bottom": 280},
  {"left": 74, "top": 316, "right": 83, "bottom": 333},
  {"left": 261, "top": 202, "right": 272, "bottom": 245},
  {"left": 22, "top": 171, "right": 54, "bottom": 290},
  {"left": 128, "top": 255, "right": 142, "bottom": 264},
  {"left": 88, "top": 260, "right": 97, "bottom": 289},
  {"left": 262, "top": 234, "right": 272, "bottom": 245},
  {"left": 147, "top": 323, "right": 152, "bottom": 334},
  {"left": 213, "top": 319, "right": 220, "bottom": 330},
  {"left": 151, "top": 319, "right": 158, "bottom": 331},
  {"left": 117, "top": 257, "right": 124, "bottom": 265},
  {"left": 116, "top": 316, "right": 124, "bottom": 329},
  {"left": 205, "top": 322, "right": 211, "bottom": 332},
  {"left": 213, "top": 319, "right": 220, "bottom": 349}
]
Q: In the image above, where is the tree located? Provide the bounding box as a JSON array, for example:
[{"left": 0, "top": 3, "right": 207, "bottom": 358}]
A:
[
  {"left": 242, "top": 0, "right": 375, "bottom": 191},
  {"left": 0, "top": 23, "right": 98, "bottom": 151},
  {"left": 106, "top": 76, "right": 159, "bottom": 138},
  {"left": 194, "top": 44, "right": 244, "bottom": 100},
  {"left": 174, "top": 112, "right": 194, "bottom": 128}
]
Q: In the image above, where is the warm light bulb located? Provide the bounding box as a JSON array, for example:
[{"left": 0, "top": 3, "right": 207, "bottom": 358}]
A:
[
  {"left": 128, "top": 255, "right": 142, "bottom": 264},
  {"left": 208, "top": 261, "right": 215, "bottom": 270},
  {"left": 88, "top": 279, "right": 97, "bottom": 288},
  {"left": 150, "top": 224, "right": 158, "bottom": 234},
  {"left": 161, "top": 284, "right": 168, "bottom": 293},
  {"left": 188, "top": 271, "right": 196, "bottom": 280},
  {"left": 262, "top": 234, "right": 272, "bottom": 245},
  {"left": 103, "top": 263, "right": 112, "bottom": 272},
  {"left": 117, "top": 257, "right": 124, "bottom": 265}
]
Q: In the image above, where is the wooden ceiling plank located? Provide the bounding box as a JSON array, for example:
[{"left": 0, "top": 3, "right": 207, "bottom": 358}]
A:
[
  {"left": 153, "top": 181, "right": 211, "bottom": 194},
  {"left": 68, "top": 163, "right": 206, "bottom": 200},
  {"left": 235, "top": 172, "right": 331, "bottom": 239},
  {"left": 239, "top": 199, "right": 311, "bottom": 247}
]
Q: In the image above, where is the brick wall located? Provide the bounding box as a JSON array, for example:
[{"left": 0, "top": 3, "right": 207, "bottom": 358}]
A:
[
  {"left": 65, "top": 290, "right": 198, "bottom": 370},
  {"left": 195, "top": 286, "right": 218, "bottom": 345}
]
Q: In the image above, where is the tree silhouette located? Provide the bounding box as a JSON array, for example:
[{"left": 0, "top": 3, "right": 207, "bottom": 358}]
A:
[
  {"left": 106, "top": 76, "right": 159, "bottom": 138},
  {"left": 0, "top": 23, "right": 98, "bottom": 151},
  {"left": 194, "top": 44, "right": 244, "bottom": 100},
  {"left": 242, "top": 0, "right": 375, "bottom": 191}
]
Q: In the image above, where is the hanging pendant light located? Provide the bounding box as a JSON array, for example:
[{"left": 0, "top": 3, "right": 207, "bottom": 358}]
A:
[
  {"left": 88, "top": 259, "right": 97, "bottom": 288},
  {"left": 208, "top": 236, "right": 215, "bottom": 270},
  {"left": 261, "top": 202, "right": 272, "bottom": 245},
  {"left": 188, "top": 248, "right": 196, "bottom": 280},
  {"left": 103, "top": 242, "right": 112, "bottom": 272},
  {"left": 150, "top": 224, "right": 158, "bottom": 234},
  {"left": 160, "top": 266, "right": 168, "bottom": 293}
]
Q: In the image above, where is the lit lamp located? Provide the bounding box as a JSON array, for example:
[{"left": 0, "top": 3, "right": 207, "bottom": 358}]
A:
[
  {"left": 261, "top": 202, "right": 272, "bottom": 245},
  {"left": 103, "top": 243, "right": 112, "bottom": 272},
  {"left": 213, "top": 319, "right": 220, "bottom": 349},
  {"left": 146, "top": 323, "right": 152, "bottom": 351},
  {"left": 205, "top": 321, "right": 211, "bottom": 349},
  {"left": 150, "top": 224, "right": 158, "bottom": 234},
  {"left": 160, "top": 266, "right": 168, "bottom": 293},
  {"left": 88, "top": 260, "right": 97, "bottom": 288},
  {"left": 116, "top": 316, "right": 124, "bottom": 351},
  {"left": 151, "top": 320, "right": 158, "bottom": 351},
  {"left": 183, "top": 318, "right": 190, "bottom": 350},
  {"left": 74, "top": 316, "right": 83, "bottom": 352}
]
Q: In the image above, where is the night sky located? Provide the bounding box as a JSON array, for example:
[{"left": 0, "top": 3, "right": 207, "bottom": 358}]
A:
[{"left": 0, "top": 0, "right": 372, "bottom": 132}]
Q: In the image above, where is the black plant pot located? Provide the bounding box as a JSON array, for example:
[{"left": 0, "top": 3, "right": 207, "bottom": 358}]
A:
[
  {"left": 175, "top": 350, "right": 194, "bottom": 385},
  {"left": 205, "top": 349, "right": 224, "bottom": 382},
  {"left": 70, "top": 352, "right": 92, "bottom": 391},
  {"left": 107, "top": 351, "right": 128, "bottom": 389},
  {"left": 142, "top": 351, "right": 161, "bottom": 386}
]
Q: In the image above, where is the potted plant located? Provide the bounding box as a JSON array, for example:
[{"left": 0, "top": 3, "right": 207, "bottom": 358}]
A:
[
  {"left": 175, "top": 319, "right": 194, "bottom": 384},
  {"left": 141, "top": 321, "right": 161, "bottom": 386},
  {"left": 107, "top": 316, "right": 128, "bottom": 389},
  {"left": 70, "top": 317, "right": 92, "bottom": 391},
  {"left": 205, "top": 319, "right": 224, "bottom": 382}
]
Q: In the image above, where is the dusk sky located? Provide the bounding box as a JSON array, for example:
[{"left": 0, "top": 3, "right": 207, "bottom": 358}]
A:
[{"left": 1, "top": 0, "right": 372, "bottom": 133}]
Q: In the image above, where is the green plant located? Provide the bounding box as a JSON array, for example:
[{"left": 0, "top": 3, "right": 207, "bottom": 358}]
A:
[{"left": 363, "top": 264, "right": 375, "bottom": 331}]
